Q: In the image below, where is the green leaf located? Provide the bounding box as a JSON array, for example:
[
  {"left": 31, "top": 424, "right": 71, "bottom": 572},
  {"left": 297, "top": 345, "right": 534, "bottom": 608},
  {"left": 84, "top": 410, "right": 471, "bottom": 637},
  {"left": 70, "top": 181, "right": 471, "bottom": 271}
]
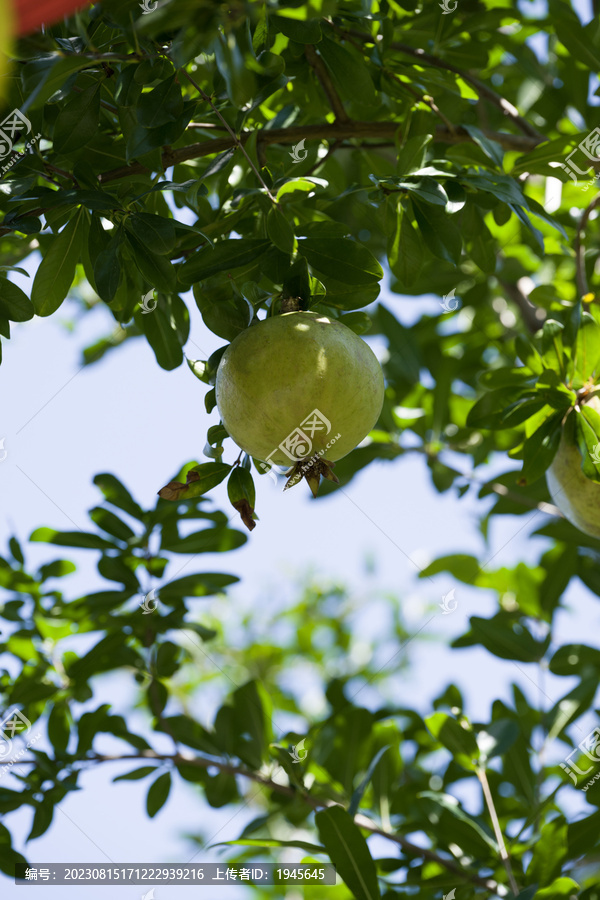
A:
[
  {"left": 39, "top": 559, "right": 76, "bottom": 580},
  {"left": 317, "top": 36, "right": 376, "bottom": 105},
  {"left": 413, "top": 200, "right": 462, "bottom": 265},
  {"left": 267, "top": 207, "right": 295, "bottom": 254},
  {"left": 395, "top": 134, "right": 432, "bottom": 175},
  {"left": 519, "top": 413, "right": 563, "bottom": 483},
  {"left": 301, "top": 239, "right": 383, "bottom": 285},
  {"left": 193, "top": 280, "right": 253, "bottom": 341},
  {"left": 227, "top": 466, "right": 256, "bottom": 508},
  {"left": 549, "top": 643, "right": 600, "bottom": 677},
  {"left": 533, "top": 878, "right": 581, "bottom": 899},
  {"left": 527, "top": 817, "right": 570, "bottom": 888},
  {"left": 31, "top": 209, "right": 83, "bottom": 317},
  {"left": 28, "top": 804, "right": 54, "bottom": 841},
  {"left": 161, "top": 526, "right": 246, "bottom": 554},
  {"left": 455, "top": 614, "right": 549, "bottom": 663},
  {"left": 53, "top": 82, "right": 101, "bottom": 154},
  {"left": 97, "top": 555, "right": 139, "bottom": 590},
  {"left": 315, "top": 806, "right": 381, "bottom": 900},
  {"left": 348, "top": 746, "right": 391, "bottom": 817},
  {"left": 159, "top": 572, "right": 239, "bottom": 599},
  {"left": 462, "top": 124, "right": 504, "bottom": 168},
  {"left": 425, "top": 712, "right": 479, "bottom": 767},
  {"left": 30, "top": 527, "right": 116, "bottom": 550},
  {"left": 476, "top": 719, "right": 519, "bottom": 763},
  {"left": 113, "top": 766, "right": 158, "bottom": 782},
  {"left": 126, "top": 213, "right": 176, "bottom": 255},
  {"left": 0, "top": 279, "right": 34, "bottom": 322},
  {"left": 126, "top": 232, "right": 176, "bottom": 293},
  {"left": 577, "top": 404, "right": 600, "bottom": 480},
  {"left": 146, "top": 772, "right": 171, "bottom": 818},
  {"left": 271, "top": 15, "right": 322, "bottom": 43},
  {"left": 319, "top": 277, "right": 380, "bottom": 311},
  {"left": 169, "top": 462, "right": 232, "bottom": 500},
  {"left": 93, "top": 474, "right": 145, "bottom": 520},
  {"left": 142, "top": 305, "right": 183, "bottom": 371},
  {"left": 160, "top": 715, "right": 221, "bottom": 754},
  {"left": 179, "top": 240, "right": 271, "bottom": 284},
  {"left": 216, "top": 838, "right": 325, "bottom": 853},
  {"left": 548, "top": 0, "right": 600, "bottom": 70},
  {"left": 137, "top": 76, "right": 183, "bottom": 128},
  {"left": 383, "top": 176, "right": 448, "bottom": 206},
  {"left": 227, "top": 466, "right": 257, "bottom": 529},
  {"left": 89, "top": 507, "right": 135, "bottom": 542},
  {"left": 388, "top": 206, "right": 423, "bottom": 285},
  {"left": 418, "top": 791, "right": 497, "bottom": 852},
  {"left": 93, "top": 226, "right": 123, "bottom": 302},
  {"left": 21, "top": 56, "right": 96, "bottom": 111},
  {"left": 47, "top": 703, "right": 70, "bottom": 754},
  {"left": 213, "top": 30, "right": 256, "bottom": 107}
]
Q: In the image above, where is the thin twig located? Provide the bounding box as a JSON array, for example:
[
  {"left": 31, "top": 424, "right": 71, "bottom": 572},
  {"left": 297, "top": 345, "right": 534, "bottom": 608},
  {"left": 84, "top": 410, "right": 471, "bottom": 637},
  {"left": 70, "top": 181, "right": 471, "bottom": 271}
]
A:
[
  {"left": 477, "top": 767, "right": 519, "bottom": 897},
  {"left": 410, "top": 446, "right": 562, "bottom": 517},
  {"left": 44, "top": 163, "right": 79, "bottom": 185},
  {"left": 497, "top": 276, "right": 544, "bottom": 334},
  {"left": 303, "top": 138, "right": 343, "bottom": 177},
  {"left": 17, "top": 750, "right": 499, "bottom": 892},
  {"left": 329, "top": 24, "right": 545, "bottom": 142},
  {"left": 304, "top": 44, "right": 349, "bottom": 122},
  {"left": 382, "top": 68, "right": 456, "bottom": 134},
  {"left": 574, "top": 194, "right": 600, "bottom": 298},
  {"left": 182, "top": 70, "right": 279, "bottom": 206}
]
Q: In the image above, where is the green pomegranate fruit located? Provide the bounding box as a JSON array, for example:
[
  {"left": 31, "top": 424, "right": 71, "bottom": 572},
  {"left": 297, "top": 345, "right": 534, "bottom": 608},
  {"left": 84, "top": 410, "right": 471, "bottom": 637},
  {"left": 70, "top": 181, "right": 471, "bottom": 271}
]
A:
[
  {"left": 546, "top": 396, "right": 600, "bottom": 538},
  {"left": 215, "top": 311, "right": 384, "bottom": 492}
]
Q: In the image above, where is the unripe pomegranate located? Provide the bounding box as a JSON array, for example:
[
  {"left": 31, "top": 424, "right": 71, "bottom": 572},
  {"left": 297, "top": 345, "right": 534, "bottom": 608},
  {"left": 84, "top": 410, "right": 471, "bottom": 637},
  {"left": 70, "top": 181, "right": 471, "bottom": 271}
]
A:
[
  {"left": 215, "top": 311, "right": 384, "bottom": 493},
  {"left": 546, "top": 396, "right": 600, "bottom": 538}
]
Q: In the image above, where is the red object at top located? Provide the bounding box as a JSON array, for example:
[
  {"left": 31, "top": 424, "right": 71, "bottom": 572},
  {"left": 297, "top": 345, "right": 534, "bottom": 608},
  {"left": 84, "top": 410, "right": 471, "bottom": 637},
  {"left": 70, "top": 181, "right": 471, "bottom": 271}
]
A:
[{"left": 15, "top": 0, "right": 93, "bottom": 36}]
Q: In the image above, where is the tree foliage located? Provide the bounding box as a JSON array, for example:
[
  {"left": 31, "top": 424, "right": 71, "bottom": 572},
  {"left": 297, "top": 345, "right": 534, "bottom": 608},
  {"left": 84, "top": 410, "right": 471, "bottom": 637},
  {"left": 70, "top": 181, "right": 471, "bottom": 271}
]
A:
[{"left": 2, "top": 0, "right": 600, "bottom": 896}]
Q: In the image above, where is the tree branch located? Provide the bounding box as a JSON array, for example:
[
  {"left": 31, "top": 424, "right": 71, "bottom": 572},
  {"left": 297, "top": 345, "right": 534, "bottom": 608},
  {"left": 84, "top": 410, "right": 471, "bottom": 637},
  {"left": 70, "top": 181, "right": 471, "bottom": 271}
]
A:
[
  {"left": 409, "top": 445, "right": 562, "bottom": 518},
  {"left": 19, "top": 750, "right": 499, "bottom": 892},
  {"left": 95, "top": 122, "right": 537, "bottom": 185},
  {"left": 304, "top": 44, "right": 349, "bottom": 122},
  {"left": 0, "top": 124, "right": 539, "bottom": 237},
  {"left": 181, "top": 70, "right": 279, "bottom": 206},
  {"left": 497, "top": 277, "right": 545, "bottom": 334},
  {"left": 477, "top": 767, "right": 519, "bottom": 896}
]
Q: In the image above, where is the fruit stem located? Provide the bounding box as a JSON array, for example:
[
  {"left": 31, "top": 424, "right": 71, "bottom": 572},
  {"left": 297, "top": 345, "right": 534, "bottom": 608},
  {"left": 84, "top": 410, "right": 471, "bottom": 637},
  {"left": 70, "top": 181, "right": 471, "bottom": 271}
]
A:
[{"left": 280, "top": 296, "right": 303, "bottom": 313}]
